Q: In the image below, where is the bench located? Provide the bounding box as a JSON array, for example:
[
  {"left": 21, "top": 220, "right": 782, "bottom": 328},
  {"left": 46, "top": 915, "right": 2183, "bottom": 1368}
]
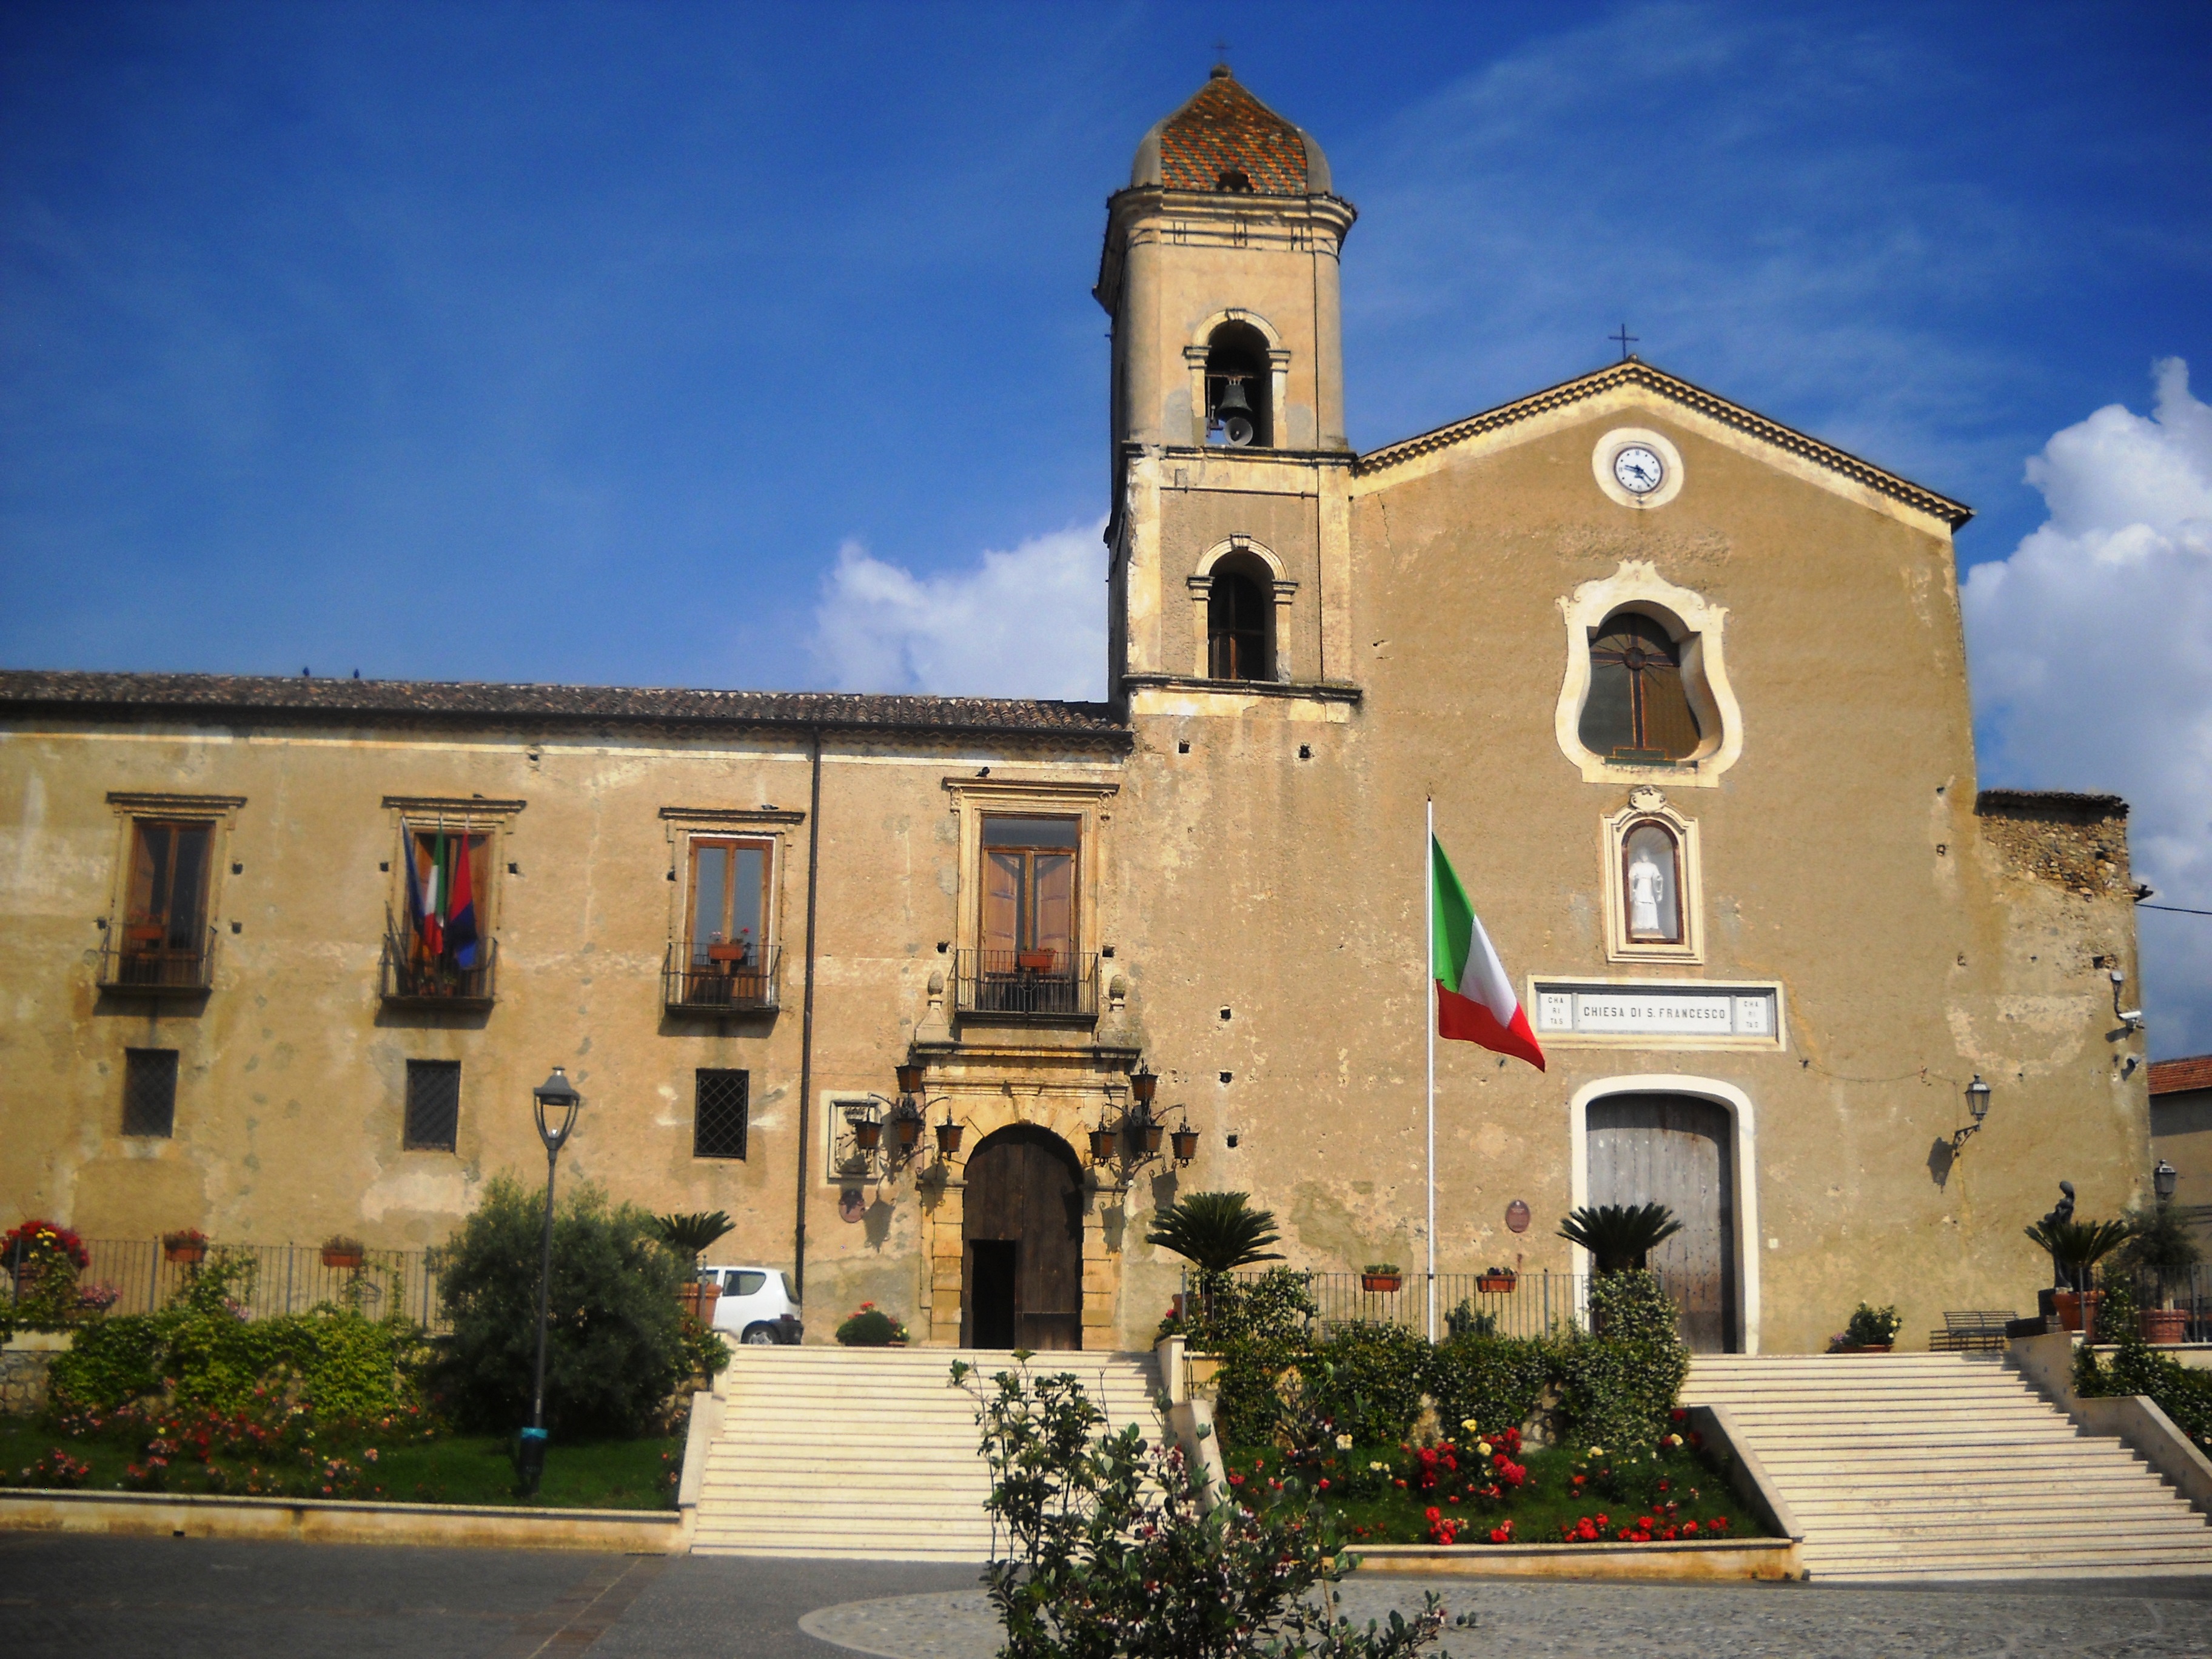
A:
[{"left": 1928, "top": 1310, "right": 2017, "bottom": 1352}]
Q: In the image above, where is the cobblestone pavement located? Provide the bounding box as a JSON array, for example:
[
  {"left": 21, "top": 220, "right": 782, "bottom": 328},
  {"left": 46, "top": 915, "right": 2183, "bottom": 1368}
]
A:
[
  {"left": 5, "top": 1533, "right": 2207, "bottom": 1657},
  {"left": 800, "top": 1576, "right": 2212, "bottom": 1659}
]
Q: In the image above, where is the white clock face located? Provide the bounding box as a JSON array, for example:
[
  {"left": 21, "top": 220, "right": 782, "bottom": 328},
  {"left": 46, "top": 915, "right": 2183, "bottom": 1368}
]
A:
[{"left": 1613, "top": 445, "right": 1664, "bottom": 495}]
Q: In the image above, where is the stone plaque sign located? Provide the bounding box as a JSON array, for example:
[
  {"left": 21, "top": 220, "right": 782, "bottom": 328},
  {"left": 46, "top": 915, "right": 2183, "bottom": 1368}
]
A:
[{"left": 1531, "top": 980, "right": 1781, "bottom": 1047}]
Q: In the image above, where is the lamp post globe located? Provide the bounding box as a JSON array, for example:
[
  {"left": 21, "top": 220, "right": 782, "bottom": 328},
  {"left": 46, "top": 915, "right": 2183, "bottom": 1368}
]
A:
[
  {"left": 521, "top": 1065, "right": 584, "bottom": 1496},
  {"left": 1965, "top": 1075, "right": 1991, "bottom": 1123}
]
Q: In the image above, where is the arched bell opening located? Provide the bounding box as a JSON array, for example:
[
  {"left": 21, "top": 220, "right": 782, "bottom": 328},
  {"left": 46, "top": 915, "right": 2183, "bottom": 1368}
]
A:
[{"left": 1205, "top": 320, "right": 1273, "bottom": 448}]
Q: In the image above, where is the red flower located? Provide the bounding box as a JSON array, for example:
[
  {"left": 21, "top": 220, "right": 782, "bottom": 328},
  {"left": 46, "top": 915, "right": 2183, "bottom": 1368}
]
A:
[{"left": 1682, "top": 1520, "right": 1700, "bottom": 1534}]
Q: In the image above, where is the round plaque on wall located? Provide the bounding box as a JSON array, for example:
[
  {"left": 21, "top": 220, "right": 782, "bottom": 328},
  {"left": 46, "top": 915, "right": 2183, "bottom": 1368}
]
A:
[
  {"left": 1506, "top": 1200, "right": 1531, "bottom": 1234},
  {"left": 839, "top": 1188, "right": 866, "bottom": 1223}
]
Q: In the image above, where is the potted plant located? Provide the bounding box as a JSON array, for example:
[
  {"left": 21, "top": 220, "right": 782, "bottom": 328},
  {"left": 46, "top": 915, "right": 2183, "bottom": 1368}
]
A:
[
  {"left": 1361, "top": 1262, "right": 1404, "bottom": 1293},
  {"left": 320, "top": 1234, "right": 366, "bottom": 1270},
  {"left": 1476, "top": 1265, "right": 1518, "bottom": 1293},
  {"left": 161, "top": 1228, "right": 208, "bottom": 1265},
  {"left": 2117, "top": 1202, "right": 2201, "bottom": 1344},
  {"left": 1144, "top": 1192, "right": 1286, "bottom": 1336},
  {"left": 834, "top": 1302, "right": 908, "bottom": 1346},
  {"left": 1015, "top": 948, "right": 1057, "bottom": 973},
  {"left": 1826, "top": 1302, "right": 1902, "bottom": 1353},
  {"left": 651, "top": 1210, "right": 736, "bottom": 1321},
  {"left": 2025, "top": 1217, "right": 2133, "bottom": 1332}
]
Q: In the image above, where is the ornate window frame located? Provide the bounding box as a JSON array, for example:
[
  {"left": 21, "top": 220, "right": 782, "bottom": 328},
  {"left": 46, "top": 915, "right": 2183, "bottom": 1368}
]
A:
[
  {"left": 1600, "top": 787, "right": 1703, "bottom": 964},
  {"left": 383, "top": 794, "right": 525, "bottom": 943},
  {"left": 1185, "top": 535, "right": 1296, "bottom": 681},
  {"left": 942, "top": 776, "right": 1119, "bottom": 964},
  {"left": 1555, "top": 561, "right": 1742, "bottom": 787}
]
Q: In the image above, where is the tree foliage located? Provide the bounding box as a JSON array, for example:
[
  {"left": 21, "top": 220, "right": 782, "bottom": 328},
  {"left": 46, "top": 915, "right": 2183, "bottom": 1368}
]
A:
[
  {"left": 427, "top": 1175, "right": 686, "bottom": 1435},
  {"left": 650, "top": 1210, "right": 736, "bottom": 1261}
]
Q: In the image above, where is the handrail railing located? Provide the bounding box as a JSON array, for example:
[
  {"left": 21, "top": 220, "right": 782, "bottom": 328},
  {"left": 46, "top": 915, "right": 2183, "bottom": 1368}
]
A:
[
  {"left": 97, "top": 925, "right": 217, "bottom": 993},
  {"left": 1182, "top": 1266, "right": 1729, "bottom": 1345},
  {"left": 7, "top": 1237, "right": 449, "bottom": 1333},
  {"left": 380, "top": 912, "right": 497, "bottom": 1005},
  {"left": 663, "top": 942, "right": 780, "bottom": 1012},
  {"left": 953, "top": 947, "right": 1098, "bottom": 1020}
]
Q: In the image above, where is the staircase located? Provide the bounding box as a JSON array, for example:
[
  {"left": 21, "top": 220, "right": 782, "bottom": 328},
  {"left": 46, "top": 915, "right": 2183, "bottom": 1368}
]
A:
[
  {"left": 1686, "top": 1353, "right": 2212, "bottom": 1581},
  {"left": 691, "top": 1344, "right": 1163, "bottom": 1561}
]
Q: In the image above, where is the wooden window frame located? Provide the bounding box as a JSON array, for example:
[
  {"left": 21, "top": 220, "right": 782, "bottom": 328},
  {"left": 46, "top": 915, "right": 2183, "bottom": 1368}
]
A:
[
  {"left": 685, "top": 835, "right": 776, "bottom": 969},
  {"left": 979, "top": 815, "right": 1081, "bottom": 962},
  {"left": 942, "top": 777, "right": 1118, "bottom": 975}
]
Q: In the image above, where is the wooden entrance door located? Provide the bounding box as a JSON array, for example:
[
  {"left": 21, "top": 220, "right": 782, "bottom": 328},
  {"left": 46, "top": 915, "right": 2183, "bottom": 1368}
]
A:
[
  {"left": 1586, "top": 1093, "right": 1737, "bottom": 1352},
  {"left": 961, "top": 1125, "right": 1084, "bottom": 1351}
]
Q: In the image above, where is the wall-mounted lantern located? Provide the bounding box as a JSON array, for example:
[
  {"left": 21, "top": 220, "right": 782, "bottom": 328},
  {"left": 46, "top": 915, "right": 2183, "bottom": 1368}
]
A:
[
  {"left": 1949, "top": 1075, "right": 1991, "bottom": 1154},
  {"left": 2155, "top": 1159, "right": 2179, "bottom": 1203}
]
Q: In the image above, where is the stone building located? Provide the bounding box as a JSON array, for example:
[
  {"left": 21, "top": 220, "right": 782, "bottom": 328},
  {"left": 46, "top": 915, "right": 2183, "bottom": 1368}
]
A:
[{"left": 0, "top": 69, "right": 2156, "bottom": 1353}]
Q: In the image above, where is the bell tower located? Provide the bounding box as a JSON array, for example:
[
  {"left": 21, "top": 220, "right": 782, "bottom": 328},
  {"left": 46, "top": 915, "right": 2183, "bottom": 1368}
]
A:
[{"left": 1096, "top": 67, "right": 1358, "bottom": 705}]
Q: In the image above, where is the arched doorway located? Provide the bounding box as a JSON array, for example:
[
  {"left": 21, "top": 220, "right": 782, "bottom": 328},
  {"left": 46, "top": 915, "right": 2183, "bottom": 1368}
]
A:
[
  {"left": 961, "top": 1125, "right": 1084, "bottom": 1350},
  {"left": 1586, "top": 1093, "right": 1738, "bottom": 1352}
]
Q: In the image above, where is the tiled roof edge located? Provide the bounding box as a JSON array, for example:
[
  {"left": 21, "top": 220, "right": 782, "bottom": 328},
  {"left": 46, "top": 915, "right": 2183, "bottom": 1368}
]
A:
[
  {"left": 0, "top": 671, "right": 1132, "bottom": 746},
  {"left": 2150, "top": 1056, "right": 2212, "bottom": 1096},
  {"left": 1352, "top": 360, "right": 1974, "bottom": 528}
]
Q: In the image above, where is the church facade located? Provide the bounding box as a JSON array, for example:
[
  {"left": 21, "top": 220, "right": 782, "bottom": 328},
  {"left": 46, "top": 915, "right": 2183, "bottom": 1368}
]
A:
[{"left": 0, "top": 70, "right": 2154, "bottom": 1354}]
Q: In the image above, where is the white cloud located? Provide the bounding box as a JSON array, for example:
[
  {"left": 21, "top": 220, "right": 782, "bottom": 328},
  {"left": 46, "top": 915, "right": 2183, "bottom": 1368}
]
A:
[
  {"left": 808, "top": 521, "right": 1107, "bottom": 702},
  {"left": 1963, "top": 359, "right": 2212, "bottom": 1056}
]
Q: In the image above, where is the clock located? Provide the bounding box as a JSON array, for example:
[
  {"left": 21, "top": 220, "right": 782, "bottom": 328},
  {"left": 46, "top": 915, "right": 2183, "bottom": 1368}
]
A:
[{"left": 1612, "top": 445, "right": 1664, "bottom": 496}]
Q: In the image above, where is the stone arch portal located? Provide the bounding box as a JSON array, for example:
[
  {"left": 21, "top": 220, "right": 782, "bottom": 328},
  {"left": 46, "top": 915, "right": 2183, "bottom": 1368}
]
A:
[{"left": 960, "top": 1124, "right": 1085, "bottom": 1350}]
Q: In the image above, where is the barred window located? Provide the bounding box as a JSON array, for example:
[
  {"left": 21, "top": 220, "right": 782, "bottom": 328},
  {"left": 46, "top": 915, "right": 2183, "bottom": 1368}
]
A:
[
  {"left": 695, "top": 1069, "right": 749, "bottom": 1159},
  {"left": 122, "top": 1048, "right": 179, "bottom": 1137},
  {"left": 404, "top": 1060, "right": 461, "bottom": 1151}
]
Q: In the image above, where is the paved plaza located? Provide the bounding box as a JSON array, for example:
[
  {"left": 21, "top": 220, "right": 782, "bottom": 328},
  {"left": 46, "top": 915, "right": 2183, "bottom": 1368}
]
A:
[{"left": 4, "top": 1534, "right": 2211, "bottom": 1657}]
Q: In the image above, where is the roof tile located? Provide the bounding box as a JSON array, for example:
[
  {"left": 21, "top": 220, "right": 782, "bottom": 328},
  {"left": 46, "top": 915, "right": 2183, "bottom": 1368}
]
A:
[
  {"left": 1158, "top": 70, "right": 1309, "bottom": 196},
  {"left": 2151, "top": 1056, "right": 2212, "bottom": 1097}
]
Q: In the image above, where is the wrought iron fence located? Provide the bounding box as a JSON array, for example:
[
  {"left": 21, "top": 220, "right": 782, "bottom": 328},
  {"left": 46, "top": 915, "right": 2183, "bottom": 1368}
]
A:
[
  {"left": 380, "top": 916, "right": 497, "bottom": 1006},
  {"left": 96, "top": 926, "right": 218, "bottom": 993},
  {"left": 662, "top": 942, "right": 780, "bottom": 1012},
  {"left": 1181, "top": 1266, "right": 1726, "bottom": 1344},
  {"left": 2097, "top": 1262, "right": 2212, "bottom": 1345},
  {"left": 8, "top": 1238, "right": 448, "bottom": 1332},
  {"left": 953, "top": 948, "right": 1098, "bottom": 1019}
]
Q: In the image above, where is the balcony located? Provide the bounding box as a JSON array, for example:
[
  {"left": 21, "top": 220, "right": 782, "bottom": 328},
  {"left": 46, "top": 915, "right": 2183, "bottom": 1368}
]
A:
[
  {"left": 663, "top": 943, "right": 780, "bottom": 1014},
  {"left": 953, "top": 948, "right": 1098, "bottom": 1022},
  {"left": 97, "top": 927, "right": 216, "bottom": 996},
  {"left": 380, "top": 923, "right": 497, "bottom": 1010}
]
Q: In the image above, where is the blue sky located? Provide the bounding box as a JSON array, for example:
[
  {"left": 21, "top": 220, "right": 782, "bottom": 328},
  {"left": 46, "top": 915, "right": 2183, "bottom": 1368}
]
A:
[{"left": 4, "top": 1, "right": 2211, "bottom": 1047}]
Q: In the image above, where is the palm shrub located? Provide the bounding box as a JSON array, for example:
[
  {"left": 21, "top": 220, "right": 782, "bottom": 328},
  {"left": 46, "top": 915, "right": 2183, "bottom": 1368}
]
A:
[
  {"left": 1557, "top": 1203, "right": 1683, "bottom": 1275},
  {"left": 650, "top": 1210, "right": 736, "bottom": 1263},
  {"left": 428, "top": 1175, "right": 687, "bottom": 1435},
  {"left": 1146, "top": 1191, "right": 1284, "bottom": 1273},
  {"left": 2023, "top": 1216, "right": 2133, "bottom": 1294}
]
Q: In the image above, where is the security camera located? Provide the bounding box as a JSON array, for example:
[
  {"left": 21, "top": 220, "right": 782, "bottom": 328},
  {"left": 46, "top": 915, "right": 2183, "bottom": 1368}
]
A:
[
  {"left": 2120, "top": 1009, "right": 2145, "bottom": 1027},
  {"left": 2109, "top": 968, "right": 2126, "bottom": 985}
]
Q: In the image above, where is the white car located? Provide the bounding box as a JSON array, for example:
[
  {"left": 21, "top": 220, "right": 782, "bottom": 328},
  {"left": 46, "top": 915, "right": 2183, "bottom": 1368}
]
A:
[{"left": 699, "top": 1264, "right": 803, "bottom": 1345}]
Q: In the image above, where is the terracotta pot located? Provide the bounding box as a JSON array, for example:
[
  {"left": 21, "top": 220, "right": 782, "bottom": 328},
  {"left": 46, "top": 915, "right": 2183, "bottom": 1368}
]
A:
[
  {"left": 679, "top": 1282, "right": 723, "bottom": 1322},
  {"left": 2139, "top": 1307, "right": 2189, "bottom": 1346},
  {"left": 163, "top": 1242, "right": 206, "bottom": 1265},
  {"left": 1477, "top": 1273, "right": 1518, "bottom": 1293},
  {"left": 1361, "top": 1274, "right": 1403, "bottom": 1294},
  {"left": 2054, "top": 1290, "right": 2102, "bottom": 1333},
  {"left": 1835, "top": 1342, "right": 1893, "bottom": 1353},
  {"left": 321, "top": 1248, "right": 364, "bottom": 1270}
]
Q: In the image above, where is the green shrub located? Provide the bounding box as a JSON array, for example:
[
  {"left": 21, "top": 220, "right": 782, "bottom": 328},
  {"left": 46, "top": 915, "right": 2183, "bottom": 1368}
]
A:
[
  {"left": 45, "top": 1251, "right": 421, "bottom": 1420},
  {"left": 1425, "top": 1333, "right": 1555, "bottom": 1440},
  {"left": 834, "top": 1305, "right": 908, "bottom": 1346},
  {"left": 1553, "top": 1270, "right": 1687, "bottom": 1463},
  {"left": 1829, "top": 1302, "right": 1902, "bottom": 1350},
  {"left": 47, "top": 1315, "right": 167, "bottom": 1409},
  {"left": 1298, "top": 1322, "right": 1432, "bottom": 1446},
  {"left": 427, "top": 1175, "right": 686, "bottom": 1436},
  {"left": 2075, "top": 1279, "right": 2212, "bottom": 1455}
]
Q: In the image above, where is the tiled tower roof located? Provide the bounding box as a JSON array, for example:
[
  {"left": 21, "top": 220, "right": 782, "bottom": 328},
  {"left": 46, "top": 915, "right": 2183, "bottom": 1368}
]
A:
[{"left": 1133, "top": 66, "right": 1330, "bottom": 197}]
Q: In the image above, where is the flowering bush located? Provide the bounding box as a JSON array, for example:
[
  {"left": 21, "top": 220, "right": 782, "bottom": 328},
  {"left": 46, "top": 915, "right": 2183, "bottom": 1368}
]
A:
[
  {"left": 834, "top": 1302, "right": 908, "bottom": 1346},
  {"left": 4, "top": 1219, "right": 90, "bottom": 1272},
  {"left": 15, "top": 1447, "right": 93, "bottom": 1489},
  {"left": 2, "top": 1219, "right": 94, "bottom": 1330}
]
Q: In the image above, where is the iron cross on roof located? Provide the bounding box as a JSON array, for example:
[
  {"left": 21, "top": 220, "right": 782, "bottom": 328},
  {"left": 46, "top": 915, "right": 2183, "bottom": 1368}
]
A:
[{"left": 1610, "top": 323, "right": 1640, "bottom": 362}]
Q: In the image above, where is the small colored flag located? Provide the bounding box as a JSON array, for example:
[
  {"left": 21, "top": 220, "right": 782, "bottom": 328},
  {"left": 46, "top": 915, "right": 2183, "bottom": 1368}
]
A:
[
  {"left": 446, "top": 834, "right": 479, "bottom": 969},
  {"left": 1431, "top": 833, "right": 1545, "bottom": 1070},
  {"left": 418, "top": 831, "right": 446, "bottom": 959}
]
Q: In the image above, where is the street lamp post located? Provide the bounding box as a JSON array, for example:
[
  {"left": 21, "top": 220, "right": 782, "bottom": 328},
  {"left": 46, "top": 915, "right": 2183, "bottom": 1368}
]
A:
[{"left": 518, "top": 1065, "right": 583, "bottom": 1496}]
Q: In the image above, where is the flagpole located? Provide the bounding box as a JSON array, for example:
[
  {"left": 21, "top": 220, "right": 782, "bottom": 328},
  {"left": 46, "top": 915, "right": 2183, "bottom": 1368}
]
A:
[{"left": 1425, "top": 796, "right": 1436, "bottom": 1343}]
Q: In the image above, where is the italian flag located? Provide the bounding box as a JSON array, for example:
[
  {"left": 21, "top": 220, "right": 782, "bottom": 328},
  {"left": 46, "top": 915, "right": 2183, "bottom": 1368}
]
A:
[{"left": 1431, "top": 833, "right": 1546, "bottom": 1070}]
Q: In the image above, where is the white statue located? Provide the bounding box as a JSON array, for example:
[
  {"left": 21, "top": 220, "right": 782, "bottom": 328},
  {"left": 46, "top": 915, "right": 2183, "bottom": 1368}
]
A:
[{"left": 1627, "top": 846, "right": 1667, "bottom": 937}]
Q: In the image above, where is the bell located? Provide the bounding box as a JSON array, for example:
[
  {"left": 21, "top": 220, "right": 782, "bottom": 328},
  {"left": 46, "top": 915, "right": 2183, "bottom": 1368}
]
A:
[{"left": 1215, "top": 377, "right": 1255, "bottom": 447}]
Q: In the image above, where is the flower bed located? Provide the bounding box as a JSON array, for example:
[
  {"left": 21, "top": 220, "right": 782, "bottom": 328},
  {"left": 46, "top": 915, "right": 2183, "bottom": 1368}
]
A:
[{"left": 1222, "top": 1412, "right": 1757, "bottom": 1547}]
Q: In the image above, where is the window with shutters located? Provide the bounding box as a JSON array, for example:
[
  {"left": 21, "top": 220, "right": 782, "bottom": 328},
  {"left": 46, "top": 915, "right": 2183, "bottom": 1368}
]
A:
[
  {"left": 1206, "top": 565, "right": 1273, "bottom": 681},
  {"left": 107, "top": 820, "right": 216, "bottom": 990},
  {"left": 385, "top": 829, "right": 498, "bottom": 1004},
  {"left": 1580, "top": 612, "right": 1702, "bottom": 762},
  {"left": 943, "top": 780, "right": 1113, "bottom": 1023},
  {"left": 1555, "top": 572, "right": 1741, "bottom": 786},
  {"left": 667, "top": 837, "right": 779, "bottom": 1010}
]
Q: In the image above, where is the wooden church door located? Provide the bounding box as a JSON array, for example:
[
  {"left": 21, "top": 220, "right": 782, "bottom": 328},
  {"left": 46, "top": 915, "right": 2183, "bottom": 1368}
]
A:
[
  {"left": 1586, "top": 1093, "right": 1738, "bottom": 1352},
  {"left": 960, "top": 1125, "right": 1084, "bottom": 1350}
]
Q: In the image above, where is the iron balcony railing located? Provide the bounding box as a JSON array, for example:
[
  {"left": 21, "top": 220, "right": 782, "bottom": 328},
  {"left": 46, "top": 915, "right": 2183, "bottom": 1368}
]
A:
[
  {"left": 1184, "top": 1267, "right": 1731, "bottom": 1346},
  {"left": 380, "top": 913, "right": 497, "bottom": 1007},
  {"left": 97, "top": 925, "right": 217, "bottom": 994},
  {"left": 663, "top": 942, "right": 780, "bottom": 1013},
  {"left": 953, "top": 947, "right": 1098, "bottom": 1021}
]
